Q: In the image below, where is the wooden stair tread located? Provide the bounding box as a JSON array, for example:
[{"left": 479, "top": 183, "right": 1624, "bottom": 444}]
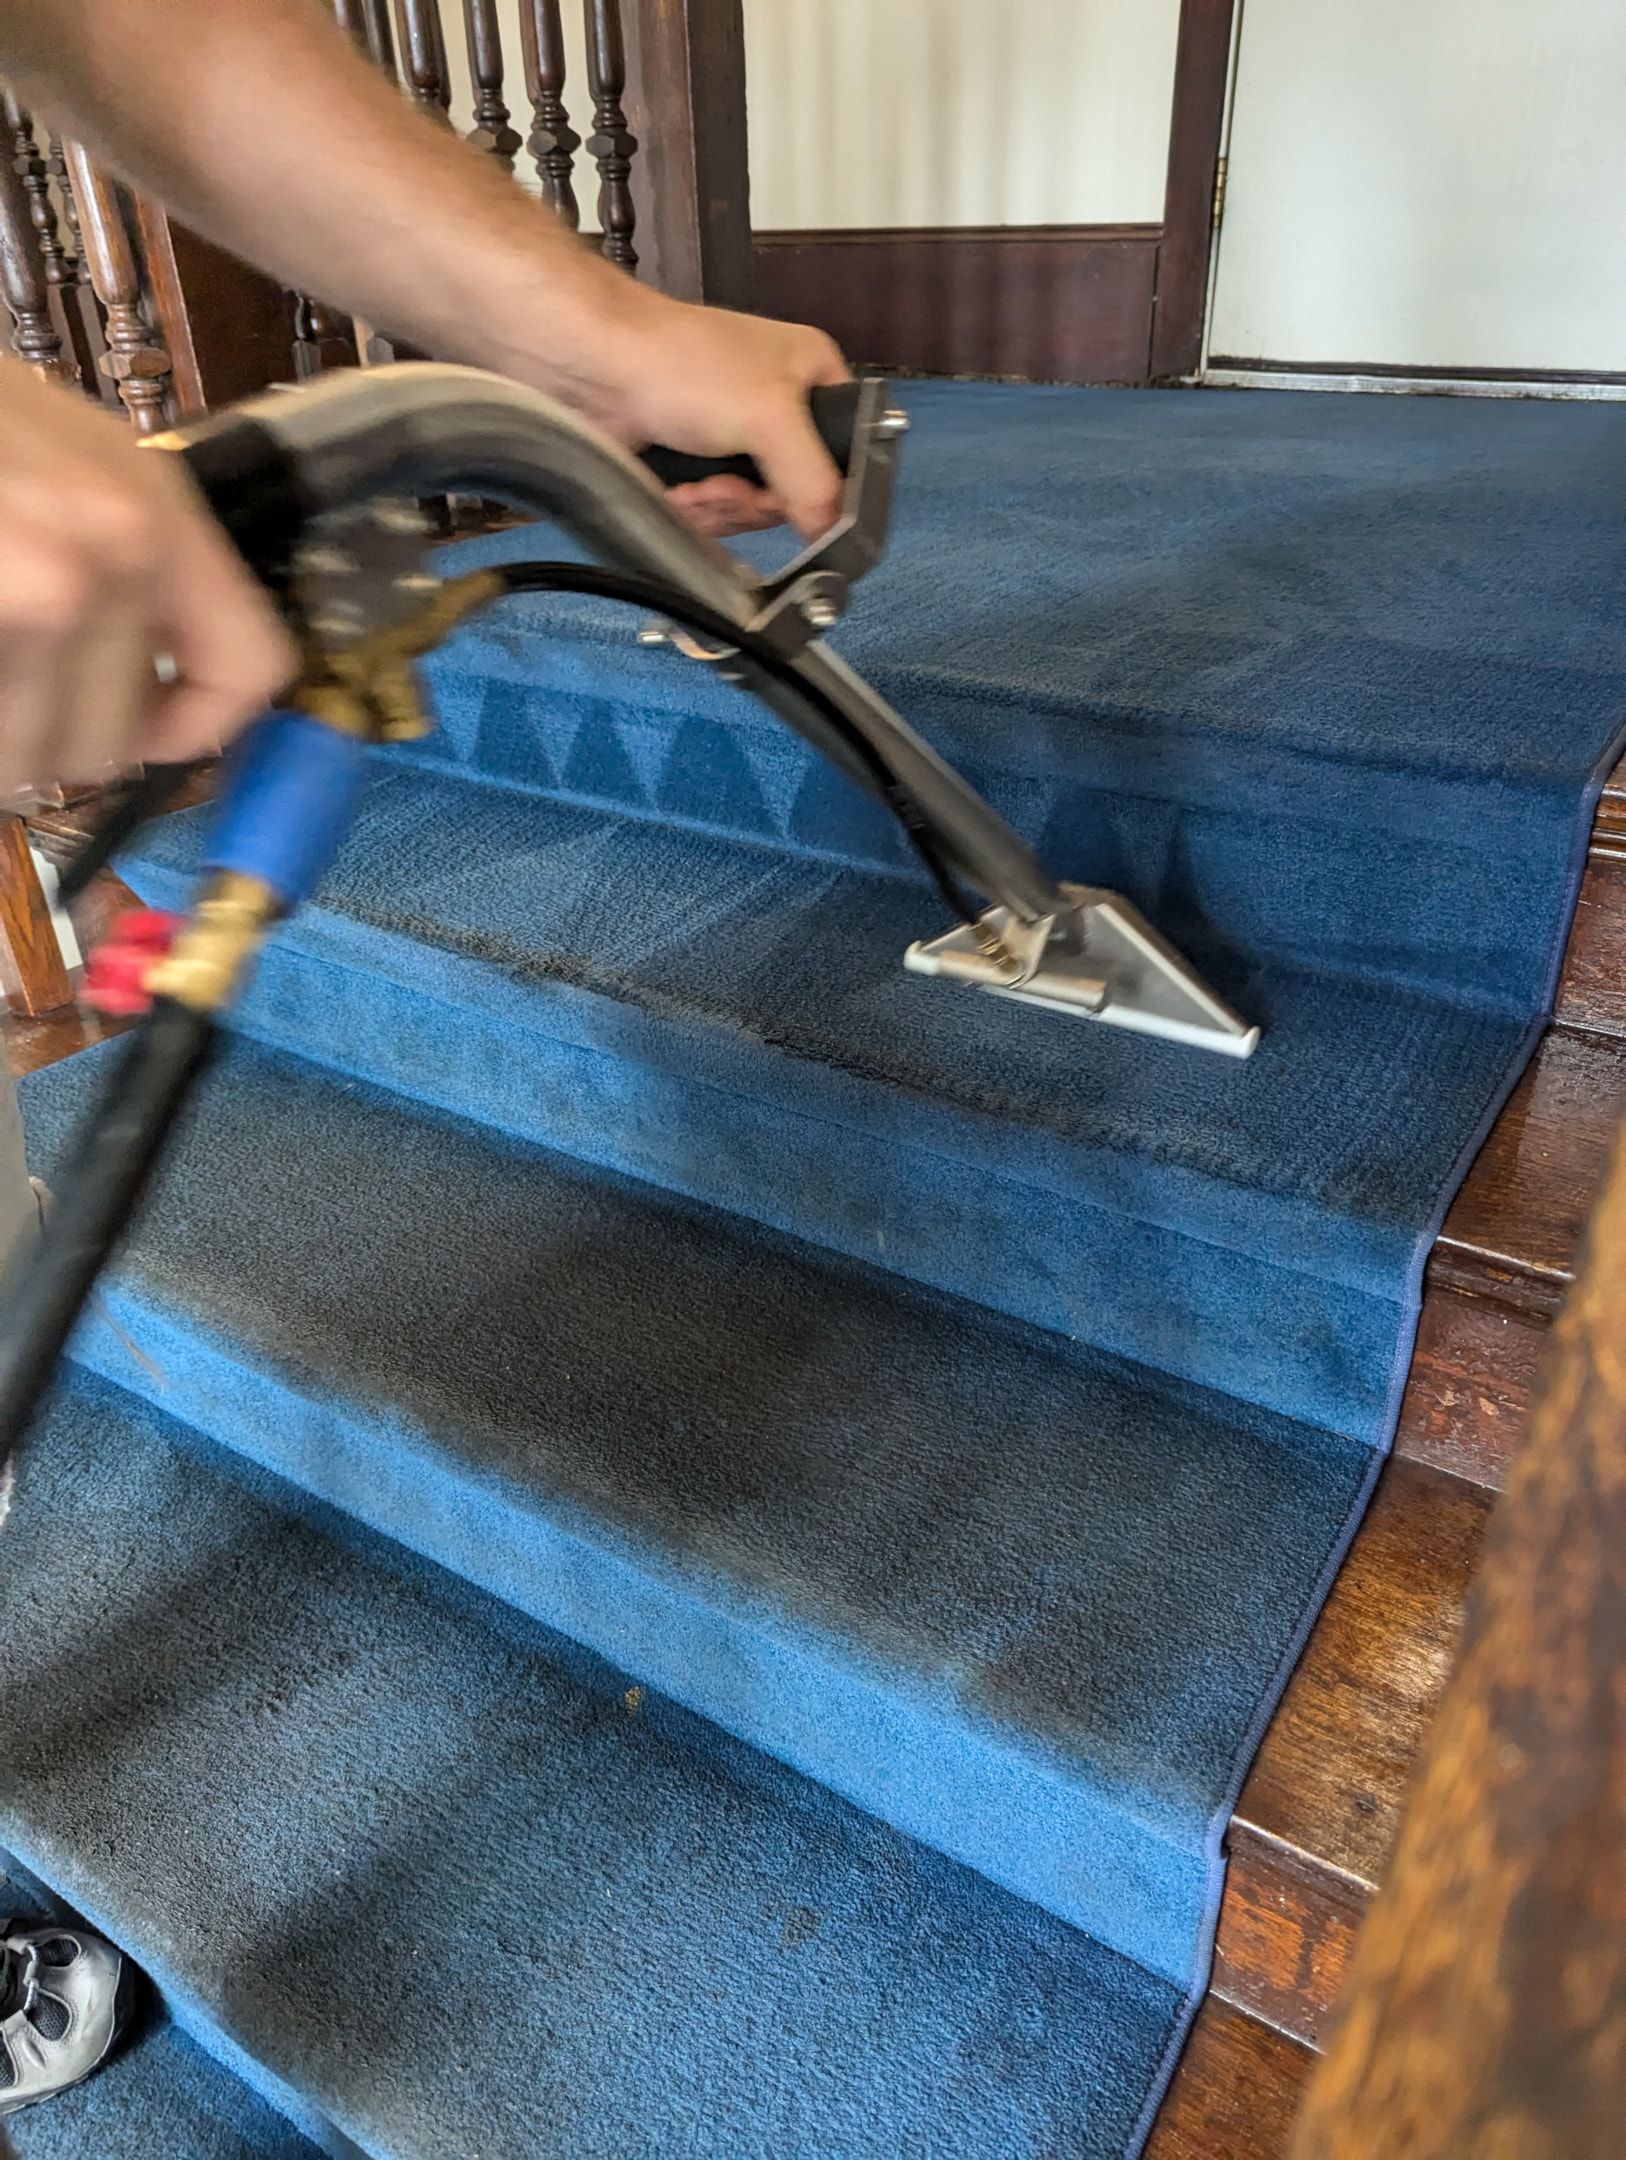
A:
[
  {"left": 1436, "top": 1024, "right": 1626, "bottom": 1300},
  {"left": 1213, "top": 1456, "right": 1493, "bottom": 2045},
  {"left": 1395, "top": 1017, "right": 1622, "bottom": 1491},
  {"left": 1556, "top": 848, "right": 1626, "bottom": 1039},
  {"left": 1393, "top": 1283, "right": 1547, "bottom": 1488},
  {"left": 1146, "top": 1997, "right": 1314, "bottom": 2160}
]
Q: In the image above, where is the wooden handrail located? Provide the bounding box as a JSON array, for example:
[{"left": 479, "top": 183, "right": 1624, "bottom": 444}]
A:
[{"left": 1292, "top": 1122, "right": 1626, "bottom": 2156}]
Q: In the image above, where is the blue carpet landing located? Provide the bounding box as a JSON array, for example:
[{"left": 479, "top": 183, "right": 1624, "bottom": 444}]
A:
[{"left": 8, "top": 383, "right": 1626, "bottom": 2156}]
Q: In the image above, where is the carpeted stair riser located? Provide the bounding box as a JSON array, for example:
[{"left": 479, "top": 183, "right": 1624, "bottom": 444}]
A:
[
  {"left": 120, "top": 776, "right": 1530, "bottom": 1447},
  {"left": 0, "top": 1373, "right": 1187, "bottom": 2160},
  {"left": 412, "top": 622, "right": 1580, "bottom": 1012},
  {"left": 417, "top": 377, "right": 1626, "bottom": 1011},
  {"left": 21, "top": 1038, "right": 1374, "bottom": 1986}
]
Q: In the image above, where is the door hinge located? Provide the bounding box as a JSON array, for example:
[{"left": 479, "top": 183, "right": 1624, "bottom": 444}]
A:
[{"left": 1211, "top": 154, "right": 1229, "bottom": 234}]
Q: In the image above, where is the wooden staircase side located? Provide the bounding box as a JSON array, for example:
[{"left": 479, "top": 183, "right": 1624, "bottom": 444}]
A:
[
  {"left": 1292, "top": 1060, "right": 1626, "bottom": 2158},
  {"left": 1149, "top": 757, "right": 1626, "bottom": 2153}
]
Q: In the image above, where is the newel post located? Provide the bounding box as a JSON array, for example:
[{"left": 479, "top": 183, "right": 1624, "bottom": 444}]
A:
[{"left": 621, "top": 0, "right": 753, "bottom": 308}]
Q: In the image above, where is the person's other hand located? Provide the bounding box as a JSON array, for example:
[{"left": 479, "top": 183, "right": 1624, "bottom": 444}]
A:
[
  {"left": 0, "top": 358, "right": 295, "bottom": 798},
  {"left": 592, "top": 296, "right": 850, "bottom": 543}
]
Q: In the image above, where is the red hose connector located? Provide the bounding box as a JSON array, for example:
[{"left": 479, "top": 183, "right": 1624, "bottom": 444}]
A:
[{"left": 82, "top": 908, "right": 185, "bottom": 1017}]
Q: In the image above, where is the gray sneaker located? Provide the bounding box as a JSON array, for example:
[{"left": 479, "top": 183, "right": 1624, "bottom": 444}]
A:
[{"left": 0, "top": 1920, "right": 132, "bottom": 2116}]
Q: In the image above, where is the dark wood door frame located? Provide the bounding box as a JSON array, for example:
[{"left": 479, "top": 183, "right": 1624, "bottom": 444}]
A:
[
  {"left": 748, "top": 0, "right": 1237, "bottom": 385},
  {"left": 1152, "top": 0, "right": 1237, "bottom": 380}
]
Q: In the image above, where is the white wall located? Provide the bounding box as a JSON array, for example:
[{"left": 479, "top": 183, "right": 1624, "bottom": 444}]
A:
[
  {"left": 742, "top": 0, "right": 1182, "bottom": 231},
  {"left": 1210, "top": 0, "right": 1626, "bottom": 373},
  {"left": 435, "top": 0, "right": 1184, "bottom": 240}
]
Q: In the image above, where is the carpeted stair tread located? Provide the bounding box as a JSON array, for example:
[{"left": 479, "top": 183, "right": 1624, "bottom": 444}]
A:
[
  {"left": 2, "top": 2021, "right": 325, "bottom": 2160},
  {"left": 0, "top": 1370, "right": 1186, "bottom": 2160},
  {"left": 18, "top": 380, "right": 1625, "bottom": 2160},
  {"left": 21, "top": 1036, "right": 1374, "bottom": 1983},
  {"left": 119, "top": 766, "right": 1523, "bottom": 1442},
  {"left": 417, "top": 380, "right": 1626, "bottom": 1009}
]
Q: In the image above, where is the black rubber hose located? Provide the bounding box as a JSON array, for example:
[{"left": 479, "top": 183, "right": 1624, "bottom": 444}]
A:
[
  {"left": 0, "top": 998, "right": 219, "bottom": 1448},
  {"left": 55, "top": 562, "right": 986, "bottom": 934},
  {"left": 55, "top": 762, "right": 198, "bottom": 909},
  {"left": 487, "top": 560, "right": 986, "bottom": 931}
]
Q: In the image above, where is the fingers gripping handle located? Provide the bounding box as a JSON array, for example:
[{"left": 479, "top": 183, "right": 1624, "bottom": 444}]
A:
[{"left": 638, "top": 382, "right": 863, "bottom": 493}]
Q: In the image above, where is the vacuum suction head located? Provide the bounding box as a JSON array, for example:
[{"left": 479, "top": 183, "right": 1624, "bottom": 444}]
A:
[{"left": 904, "top": 886, "right": 1259, "bottom": 1058}]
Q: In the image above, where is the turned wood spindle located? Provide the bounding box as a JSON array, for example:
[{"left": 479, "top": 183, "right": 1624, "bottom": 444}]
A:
[
  {"left": 0, "top": 122, "right": 68, "bottom": 376},
  {"left": 583, "top": 0, "right": 637, "bottom": 269},
  {"left": 61, "top": 145, "right": 175, "bottom": 432},
  {"left": 44, "top": 129, "right": 101, "bottom": 377},
  {"left": 392, "top": 0, "right": 452, "bottom": 122},
  {"left": 9, "top": 103, "right": 105, "bottom": 389},
  {"left": 49, "top": 133, "right": 83, "bottom": 257},
  {"left": 332, "top": 0, "right": 396, "bottom": 71},
  {"left": 44, "top": 127, "right": 108, "bottom": 393},
  {"left": 462, "top": 0, "right": 522, "bottom": 167},
  {"left": 3, "top": 94, "right": 71, "bottom": 295},
  {"left": 292, "top": 291, "right": 359, "bottom": 377},
  {"left": 518, "top": 1, "right": 580, "bottom": 227}
]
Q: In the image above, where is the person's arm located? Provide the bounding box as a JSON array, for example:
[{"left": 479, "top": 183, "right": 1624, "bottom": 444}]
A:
[
  {"left": 0, "top": 0, "right": 850, "bottom": 797},
  {"left": 2, "top": 0, "right": 848, "bottom": 539}
]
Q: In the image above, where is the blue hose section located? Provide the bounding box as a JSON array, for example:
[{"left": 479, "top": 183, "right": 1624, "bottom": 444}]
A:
[{"left": 204, "top": 711, "right": 370, "bottom": 910}]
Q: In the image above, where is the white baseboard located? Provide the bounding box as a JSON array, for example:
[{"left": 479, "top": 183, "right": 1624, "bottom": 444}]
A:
[{"left": 1201, "top": 366, "right": 1626, "bottom": 403}]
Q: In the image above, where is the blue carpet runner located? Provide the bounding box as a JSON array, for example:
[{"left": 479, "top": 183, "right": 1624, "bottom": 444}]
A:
[
  {"left": 5, "top": 2016, "right": 323, "bottom": 2160},
  {"left": 5, "top": 383, "right": 1624, "bottom": 2154}
]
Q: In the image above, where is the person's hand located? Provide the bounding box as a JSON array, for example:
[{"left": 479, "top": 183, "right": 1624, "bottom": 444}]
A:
[
  {"left": 0, "top": 358, "right": 295, "bottom": 798},
  {"left": 584, "top": 293, "right": 850, "bottom": 543}
]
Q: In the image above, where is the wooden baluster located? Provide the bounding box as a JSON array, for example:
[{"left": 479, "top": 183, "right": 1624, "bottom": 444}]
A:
[
  {"left": 583, "top": 0, "right": 637, "bottom": 269},
  {"left": 518, "top": 1, "right": 580, "bottom": 227},
  {"left": 12, "top": 103, "right": 105, "bottom": 390},
  {"left": 462, "top": 0, "right": 522, "bottom": 167},
  {"left": 48, "top": 132, "right": 113, "bottom": 402},
  {"left": 0, "top": 122, "right": 68, "bottom": 376},
  {"left": 392, "top": 0, "right": 452, "bottom": 121},
  {"left": 292, "top": 292, "right": 358, "bottom": 378},
  {"left": 3, "top": 95, "right": 71, "bottom": 292},
  {"left": 360, "top": 0, "right": 398, "bottom": 70},
  {"left": 333, "top": 0, "right": 397, "bottom": 71},
  {"left": 62, "top": 144, "right": 175, "bottom": 433}
]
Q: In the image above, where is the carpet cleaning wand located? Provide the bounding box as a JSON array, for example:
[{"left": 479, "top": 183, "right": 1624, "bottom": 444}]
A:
[{"left": 0, "top": 361, "right": 1255, "bottom": 1449}]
